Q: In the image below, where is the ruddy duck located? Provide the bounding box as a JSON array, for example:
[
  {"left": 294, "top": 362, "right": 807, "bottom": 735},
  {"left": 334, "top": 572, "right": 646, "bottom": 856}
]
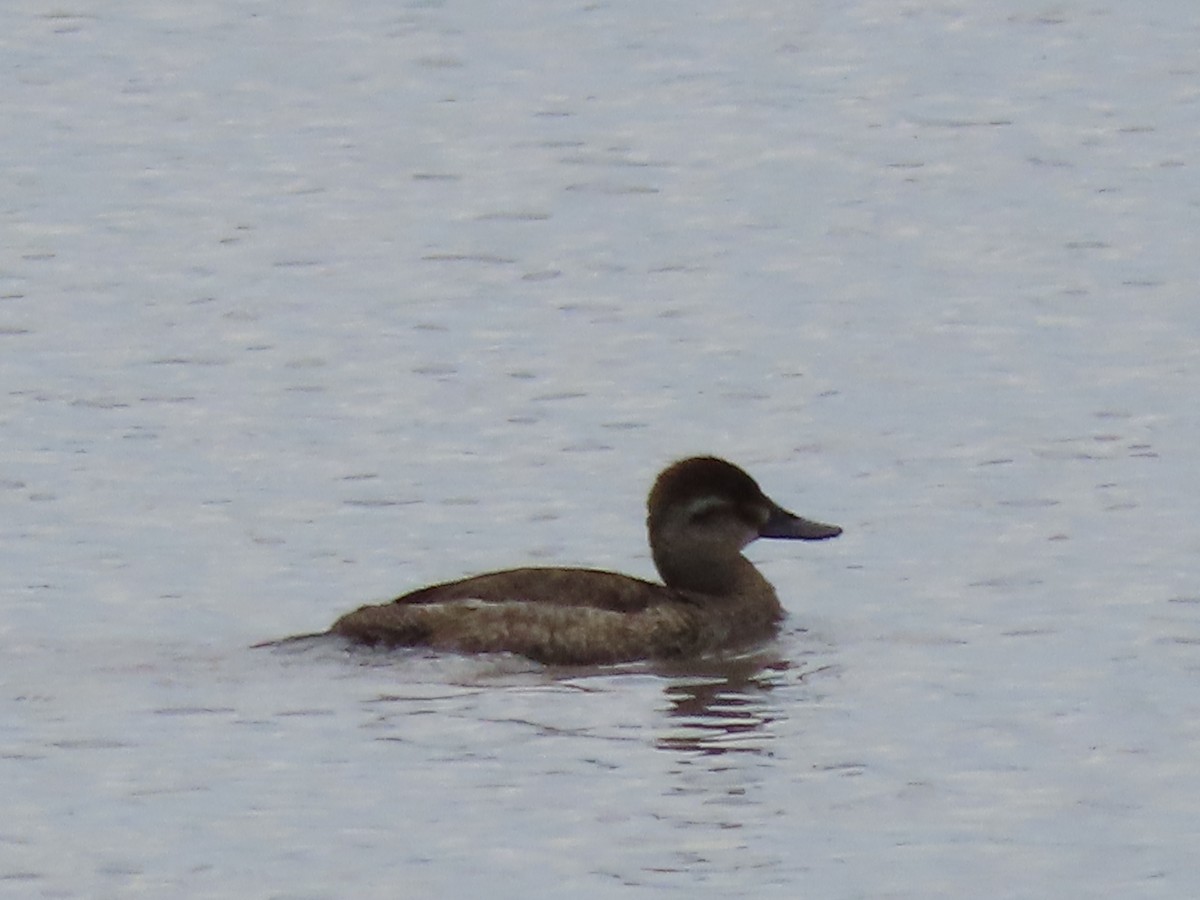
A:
[{"left": 312, "top": 456, "right": 841, "bottom": 665}]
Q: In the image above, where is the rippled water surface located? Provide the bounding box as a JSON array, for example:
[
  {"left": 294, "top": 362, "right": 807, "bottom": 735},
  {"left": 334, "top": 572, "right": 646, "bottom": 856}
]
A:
[{"left": 3, "top": 1, "right": 1199, "bottom": 897}]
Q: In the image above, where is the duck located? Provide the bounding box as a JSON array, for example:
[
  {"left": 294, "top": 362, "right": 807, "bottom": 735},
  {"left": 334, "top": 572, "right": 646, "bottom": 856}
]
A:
[{"left": 310, "top": 457, "right": 841, "bottom": 666}]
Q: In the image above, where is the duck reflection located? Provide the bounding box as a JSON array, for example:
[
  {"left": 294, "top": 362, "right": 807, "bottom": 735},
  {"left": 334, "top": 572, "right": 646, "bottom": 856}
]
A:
[{"left": 654, "top": 652, "right": 819, "bottom": 755}]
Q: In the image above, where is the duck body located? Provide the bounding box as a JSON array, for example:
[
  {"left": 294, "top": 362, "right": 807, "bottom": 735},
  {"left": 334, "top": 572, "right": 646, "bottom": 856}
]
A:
[
  {"left": 327, "top": 457, "right": 841, "bottom": 665},
  {"left": 331, "top": 566, "right": 781, "bottom": 666}
]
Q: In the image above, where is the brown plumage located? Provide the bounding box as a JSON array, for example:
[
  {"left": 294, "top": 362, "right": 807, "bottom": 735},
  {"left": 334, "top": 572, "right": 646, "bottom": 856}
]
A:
[{"left": 319, "top": 456, "right": 841, "bottom": 665}]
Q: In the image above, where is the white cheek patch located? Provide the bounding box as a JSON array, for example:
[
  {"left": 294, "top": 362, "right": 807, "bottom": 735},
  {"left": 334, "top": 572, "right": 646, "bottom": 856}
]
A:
[
  {"left": 682, "top": 495, "right": 732, "bottom": 520},
  {"left": 679, "top": 496, "right": 761, "bottom": 547}
]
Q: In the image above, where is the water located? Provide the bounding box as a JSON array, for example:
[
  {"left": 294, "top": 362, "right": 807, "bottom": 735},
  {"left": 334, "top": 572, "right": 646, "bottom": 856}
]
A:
[{"left": 3, "top": 0, "right": 1199, "bottom": 896}]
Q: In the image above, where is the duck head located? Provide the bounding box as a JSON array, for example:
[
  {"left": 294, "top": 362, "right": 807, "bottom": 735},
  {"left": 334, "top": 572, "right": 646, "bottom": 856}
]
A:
[{"left": 646, "top": 456, "right": 841, "bottom": 594}]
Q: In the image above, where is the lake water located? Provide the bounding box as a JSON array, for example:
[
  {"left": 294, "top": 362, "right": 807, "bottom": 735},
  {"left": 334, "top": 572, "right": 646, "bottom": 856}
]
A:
[{"left": 3, "top": 1, "right": 1199, "bottom": 897}]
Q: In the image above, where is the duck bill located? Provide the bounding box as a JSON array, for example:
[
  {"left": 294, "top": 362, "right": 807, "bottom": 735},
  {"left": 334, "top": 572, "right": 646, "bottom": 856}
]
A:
[{"left": 760, "top": 504, "right": 842, "bottom": 540}]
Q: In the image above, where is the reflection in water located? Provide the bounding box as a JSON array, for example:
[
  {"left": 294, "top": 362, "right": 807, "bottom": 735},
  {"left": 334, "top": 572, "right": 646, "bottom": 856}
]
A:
[
  {"left": 258, "top": 635, "right": 838, "bottom": 763},
  {"left": 655, "top": 652, "right": 832, "bottom": 756}
]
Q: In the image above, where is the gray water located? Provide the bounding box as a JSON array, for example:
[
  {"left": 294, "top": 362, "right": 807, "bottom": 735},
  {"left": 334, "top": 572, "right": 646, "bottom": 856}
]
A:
[{"left": 3, "top": 1, "right": 1199, "bottom": 897}]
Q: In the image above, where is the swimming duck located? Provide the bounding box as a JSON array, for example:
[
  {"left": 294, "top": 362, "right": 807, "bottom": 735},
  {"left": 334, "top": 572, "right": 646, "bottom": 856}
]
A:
[{"left": 317, "top": 456, "right": 840, "bottom": 665}]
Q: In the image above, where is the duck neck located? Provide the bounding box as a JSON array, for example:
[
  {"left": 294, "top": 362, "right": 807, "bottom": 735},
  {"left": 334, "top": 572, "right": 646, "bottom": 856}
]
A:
[{"left": 652, "top": 542, "right": 760, "bottom": 597}]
